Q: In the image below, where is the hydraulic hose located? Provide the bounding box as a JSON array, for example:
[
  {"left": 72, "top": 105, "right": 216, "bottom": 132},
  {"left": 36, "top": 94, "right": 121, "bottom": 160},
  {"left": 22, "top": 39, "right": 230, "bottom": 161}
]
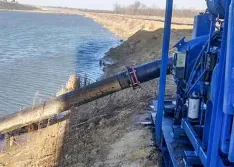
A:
[{"left": 0, "top": 57, "right": 173, "bottom": 133}]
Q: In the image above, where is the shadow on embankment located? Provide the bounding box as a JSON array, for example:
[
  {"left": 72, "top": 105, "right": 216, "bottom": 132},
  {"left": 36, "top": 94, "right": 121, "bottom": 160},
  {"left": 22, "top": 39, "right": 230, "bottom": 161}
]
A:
[{"left": 55, "top": 28, "right": 192, "bottom": 167}]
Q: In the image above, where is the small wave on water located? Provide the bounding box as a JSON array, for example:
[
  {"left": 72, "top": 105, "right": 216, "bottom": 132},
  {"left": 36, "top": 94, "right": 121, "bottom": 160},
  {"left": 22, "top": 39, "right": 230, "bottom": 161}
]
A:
[
  {"left": 75, "top": 38, "right": 119, "bottom": 81},
  {"left": 0, "top": 11, "right": 120, "bottom": 115}
]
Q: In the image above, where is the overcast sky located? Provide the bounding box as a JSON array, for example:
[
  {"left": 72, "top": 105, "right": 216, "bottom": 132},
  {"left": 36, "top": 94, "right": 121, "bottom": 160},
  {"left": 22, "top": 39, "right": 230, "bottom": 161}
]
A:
[{"left": 19, "top": 0, "right": 207, "bottom": 10}]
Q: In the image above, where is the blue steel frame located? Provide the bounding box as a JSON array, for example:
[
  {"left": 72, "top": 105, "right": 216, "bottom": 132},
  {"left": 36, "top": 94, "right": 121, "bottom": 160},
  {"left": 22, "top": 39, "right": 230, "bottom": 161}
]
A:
[
  {"left": 206, "top": 1, "right": 230, "bottom": 166},
  {"left": 155, "top": 0, "right": 234, "bottom": 166},
  {"left": 155, "top": 0, "right": 173, "bottom": 146}
]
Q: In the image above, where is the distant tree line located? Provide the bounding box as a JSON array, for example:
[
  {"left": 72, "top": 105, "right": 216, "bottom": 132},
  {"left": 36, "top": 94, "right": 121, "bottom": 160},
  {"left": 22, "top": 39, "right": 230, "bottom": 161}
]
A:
[
  {"left": 48, "top": 1, "right": 203, "bottom": 18},
  {"left": 1, "top": 0, "right": 18, "bottom": 3},
  {"left": 113, "top": 1, "right": 202, "bottom": 18}
]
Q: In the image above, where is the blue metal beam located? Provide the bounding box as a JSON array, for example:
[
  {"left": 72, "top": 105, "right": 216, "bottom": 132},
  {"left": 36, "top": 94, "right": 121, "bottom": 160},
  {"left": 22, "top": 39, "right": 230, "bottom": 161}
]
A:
[
  {"left": 182, "top": 119, "right": 207, "bottom": 166},
  {"left": 219, "top": 0, "right": 232, "bottom": 157},
  {"left": 223, "top": 0, "right": 234, "bottom": 116},
  {"left": 155, "top": 0, "right": 173, "bottom": 146},
  {"left": 226, "top": 0, "right": 234, "bottom": 162}
]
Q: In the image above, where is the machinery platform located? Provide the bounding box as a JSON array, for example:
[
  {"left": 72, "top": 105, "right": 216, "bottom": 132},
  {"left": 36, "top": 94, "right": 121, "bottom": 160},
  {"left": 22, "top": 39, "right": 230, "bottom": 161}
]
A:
[{"left": 151, "top": 100, "right": 202, "bottom": 167}]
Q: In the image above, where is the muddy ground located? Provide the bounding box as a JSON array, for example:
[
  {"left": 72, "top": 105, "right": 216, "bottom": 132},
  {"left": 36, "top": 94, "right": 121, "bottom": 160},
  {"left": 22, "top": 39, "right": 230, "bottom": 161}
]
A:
[{"left": 0, "top": 27, "right": 192, "bottom": 167}]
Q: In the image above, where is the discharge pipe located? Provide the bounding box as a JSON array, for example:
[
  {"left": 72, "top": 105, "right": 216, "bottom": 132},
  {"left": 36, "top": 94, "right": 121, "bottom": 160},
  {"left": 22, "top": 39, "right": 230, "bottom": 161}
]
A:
[{"left": 0, "top": 58, "right": 173, "bottom": 133}]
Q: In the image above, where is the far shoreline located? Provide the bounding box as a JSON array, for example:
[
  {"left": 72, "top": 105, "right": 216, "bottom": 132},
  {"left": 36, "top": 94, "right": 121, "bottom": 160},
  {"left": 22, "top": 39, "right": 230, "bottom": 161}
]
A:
[
  {"left": 1, "top": 7, "right": 193, "bottom": 39},
  {"left": 0, "top": 8, "right": 85, "bottom": 16}
]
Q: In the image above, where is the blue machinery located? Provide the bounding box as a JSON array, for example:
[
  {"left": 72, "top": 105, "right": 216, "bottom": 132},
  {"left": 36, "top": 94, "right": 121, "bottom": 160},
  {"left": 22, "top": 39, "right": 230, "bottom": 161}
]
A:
[{"left": 153, "top": 0, "right": 234, "bottom": 166}]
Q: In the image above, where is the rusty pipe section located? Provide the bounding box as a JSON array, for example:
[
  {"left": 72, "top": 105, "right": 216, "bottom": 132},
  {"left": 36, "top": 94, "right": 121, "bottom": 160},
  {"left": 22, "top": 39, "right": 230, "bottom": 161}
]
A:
[{"left": 0, "top": 57, "right": 173, "bottom": 133}]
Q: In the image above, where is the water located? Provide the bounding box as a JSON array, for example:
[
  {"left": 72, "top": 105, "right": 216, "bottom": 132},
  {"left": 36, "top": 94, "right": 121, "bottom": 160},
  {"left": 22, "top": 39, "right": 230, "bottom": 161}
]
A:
[{"left": 0, "top": 11, "right": 119, "bottom": 115}]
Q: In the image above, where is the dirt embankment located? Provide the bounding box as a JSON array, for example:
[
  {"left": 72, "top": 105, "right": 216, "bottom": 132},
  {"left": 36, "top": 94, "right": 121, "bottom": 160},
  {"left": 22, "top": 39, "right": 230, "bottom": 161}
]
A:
[
  {"left": 56, "top": 29, "right": 192, "bottom": 167},
  {"left": 0, "top": 13, "right": 192, "bottom": 167},
  {"left": 85, "top": 12, "right": 193, "bottom": 39},
  {"left": 0, "top": 1, "right": 38, "bottom": 11}
]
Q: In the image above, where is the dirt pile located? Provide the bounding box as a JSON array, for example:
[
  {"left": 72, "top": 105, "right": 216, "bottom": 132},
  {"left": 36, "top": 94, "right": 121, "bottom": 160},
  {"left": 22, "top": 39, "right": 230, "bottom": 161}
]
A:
[{"left": 103, "top": 28, "right": 192, "bottom": 77}]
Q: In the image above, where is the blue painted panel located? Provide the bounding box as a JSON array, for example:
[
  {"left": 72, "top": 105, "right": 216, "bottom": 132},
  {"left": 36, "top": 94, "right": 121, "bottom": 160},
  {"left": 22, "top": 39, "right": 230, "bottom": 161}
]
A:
[
  {"left": 223, "top": 0, "right": 234, "bottom": 115},
  {"left": 207, "top": 0, "right": 230, "bottom": 166},
  {"left": 192, "top": 14, "right": 211, "bottom": 38}
]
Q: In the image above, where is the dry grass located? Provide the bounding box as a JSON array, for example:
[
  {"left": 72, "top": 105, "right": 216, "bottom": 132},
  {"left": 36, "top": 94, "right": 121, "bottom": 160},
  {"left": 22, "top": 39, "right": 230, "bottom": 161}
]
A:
[
  {"left": 0, "top": 73, "right": 95, "bottom": 166},
  {"left": 0, "top": 119, "right": 67, "bottom": 167},
  {"left": 56, "top": 74, "right": 93, "bottom": 97}
]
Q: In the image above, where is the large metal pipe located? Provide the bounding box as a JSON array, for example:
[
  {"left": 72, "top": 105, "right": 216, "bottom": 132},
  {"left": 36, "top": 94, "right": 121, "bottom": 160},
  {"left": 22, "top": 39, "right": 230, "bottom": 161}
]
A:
[{"left": 0, "top": 58, "right": 173, "bottom": 133}]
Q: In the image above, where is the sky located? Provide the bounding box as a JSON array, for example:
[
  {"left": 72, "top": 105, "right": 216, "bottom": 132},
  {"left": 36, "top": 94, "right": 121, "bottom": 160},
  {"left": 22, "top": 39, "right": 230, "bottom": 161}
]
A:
[{"left": 19, "top": 0, "right": 207, "bottom": 10}]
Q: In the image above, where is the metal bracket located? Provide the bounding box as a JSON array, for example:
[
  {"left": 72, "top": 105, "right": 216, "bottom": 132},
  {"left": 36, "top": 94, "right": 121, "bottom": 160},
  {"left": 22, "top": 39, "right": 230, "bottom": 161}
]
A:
[
  {"left": 126, "top": 66, "right": 141, "bottom": 89},
  {"left": 174, "top": 37, "right": 186, "bottom": 50},
  {"left": 184, "top": 151, "right": 202, "bottom": 167}
]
